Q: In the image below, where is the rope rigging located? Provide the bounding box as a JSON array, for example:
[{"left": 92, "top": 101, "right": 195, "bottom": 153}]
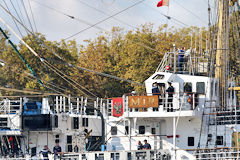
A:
[
  {"left": 63, "top": 0, "right": 146, "bottom": 40},
  {"left": 9, "top": 0, "right": 28, "bottom": 35},
  {"left": 0, "top": 15, "right": 97, "bottom": 98},
  {"left": 27, "top": 0, "right": 38, "bottom": 32},
  {"left": 47, "top": 58, "right": 144, "bottom": 86},
  {"left": 172, "top": 0, "right": 208, "bottom": 25},
  {"left": 21, "top": 0, "right": 34, "bottom": 33},
  {"left": 2, "top": 0, "right": 23, "bottom": 38},
  {"left": 0, "top": 3, "right": 146, "bottom": 87}
]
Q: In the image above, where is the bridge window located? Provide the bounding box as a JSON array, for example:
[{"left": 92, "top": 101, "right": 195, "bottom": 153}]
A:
[
  {"left": 111, "top": 126, "right": 118, "bottom": 135},
  {"left": 82, "top": 118, "right": 88, "bottom": 127},
  {"left": 151, "top": 128, "right": 156, "bottom": 134},
  {"left": 188, "top": 137, "right": 194, "bottom": 146},
  {"left": 197, "top": 82, "right": 205, "bottom": 94},
  {"left": 139, "top": 126, "right": 145, "bottom": 134},
  {"left": 184, "top": 82, "right": 192, "bottom": 93},
  {"left": 216, "top": 136, "right": 223, "bottom": 145},
  {"left": 152, "top": 74, "right": 164, "bottom": 80}
]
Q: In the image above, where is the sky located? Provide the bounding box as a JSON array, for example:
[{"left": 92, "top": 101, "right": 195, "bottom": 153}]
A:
[{"left": 0, "top": 0, "right": 216, "bottom": 45}]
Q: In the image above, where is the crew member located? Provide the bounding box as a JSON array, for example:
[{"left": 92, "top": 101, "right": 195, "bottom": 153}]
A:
[
  {"left": 152, "top": 82, "right": 160, "bottom": 111},
  {"left": 177, "top": 48, "right": 185, "bottom": 73},
  {"left": 53, "top": 140, "right": 62, "bottom": 159},
  {"left": 39, "top": 145, "right": 51, "bottom": 160},
  {"left": 137, "top": 141, "right": 143, "bottom": 150},
  {"left": 166, "top": 82, "right": 174, "bottom": 112},
  {"left": 142, "top": 140, "right": 151, "bottom": 150},
  {"left": 152, "top": 82, "right": 160, "bottom": 95}
]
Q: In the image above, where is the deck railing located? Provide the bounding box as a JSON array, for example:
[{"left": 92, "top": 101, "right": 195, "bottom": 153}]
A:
[
  {"left": 156, "top": 51, "right": 209, "bottom": 75},
  {"left": 195, "top": 148, "right": 240, "bottom": 160},
  {"left": 124, "top": 92, "right": 201, "bottom": 114}
]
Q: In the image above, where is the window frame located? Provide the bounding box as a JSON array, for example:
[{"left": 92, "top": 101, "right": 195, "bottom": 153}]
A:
[
  {"left": 188, "top": 137, "right": 194, "bottom": 146},
  {"left": 196, "top": 82, "right": 205, "bottom": 94},
  {"left": 151, "top": 128, "right": 156, "bottom": 134},
  {"left": 184, "top": 82, "right": 192, "bottom": 93},
  {"left": 82, "top": 118, "right": 88, "bottom": 127},
  {"left": 152, "top": 74, "right": 164, "bottom": 80},
  {"left": 216, "top": 136, "right": 223, "bottom": 145},
  {"left": 111, "top": 126, "right": 118, "bottom": 135},
  {"left": 139, "top": 126, "right": 145, "bottom": 134}
]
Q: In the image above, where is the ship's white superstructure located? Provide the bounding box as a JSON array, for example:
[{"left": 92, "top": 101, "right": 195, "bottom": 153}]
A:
[{"left": 0, "top": 96, "right": 105, "bottom": 158}]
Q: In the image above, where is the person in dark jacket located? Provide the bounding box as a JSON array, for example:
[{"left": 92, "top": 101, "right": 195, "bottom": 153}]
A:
[
  {"left": 166, "top": 82, "right": 174, "bottom": 112},
  {"left": 39, "top": 145, "right": 51, "bottom": 160},
  {"left": 152, "top": 82, "right": 160, "bottom": 95},
  {"left": 53, "top": 140, "right": 62, "bottom": 159},
  {"left": 152, "top": 82, "right": 160, "bottom": 111},
  {"left": 177, "top": 48, "right": 185, "bottom": 73}
]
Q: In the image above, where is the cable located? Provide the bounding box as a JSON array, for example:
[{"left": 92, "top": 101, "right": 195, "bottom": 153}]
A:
[
  {"left": 77, "top": 0, "right": 136, "bottom": 29},
  {"left": 15, "top": 0, "right": 28, "bottom": 34},
  {"left": 47, "top": 58, "right": 144, "bottom": 86},
  {"left": 64, "top": 0, "right": 146, "bottom": 40},
  {"left": 30, "top": 0, "right": 160, "bottom": 53},
  {"left": 30, "top": 0, "right": 104, "bottom": 31},
  {"left": 2, "top": 0, "right": 23, "bottom": 37},
  {"left": 143, "top": 3, "right": 189, "bottom": 27},
  {"left": 77, "top": 0, "right": 169, "bottom": 46},
  {"left": 21, "top": 0, "right": 34, "bottom": 33},
  {"left": 0, "top": 86, "right": 54, "bottom": 95},
  {"left": 172, "top": 0, "right": 208, "bottom": 25},
  {"left": 0, "top": 3, "right": 147, "bottom": 87},
  {"left": 9, "top": 0, "right": 28, "bottom": 35},
  {"left": 0, "top": 15, "right": 96, "bottom": 98},
  {"left": 0, "top": 5, "right": 98, "bottom": 97},
  {"left": 27, "top": 0, "right": 38, "bottom": 32}
]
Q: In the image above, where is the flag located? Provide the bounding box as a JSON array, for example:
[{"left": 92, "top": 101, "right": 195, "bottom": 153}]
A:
[
  {"left": 157, "top": 0, "right": 169, "bottom": 7},
  {"left": 112, "top": 98, "right": 123, "bottom": 117}
]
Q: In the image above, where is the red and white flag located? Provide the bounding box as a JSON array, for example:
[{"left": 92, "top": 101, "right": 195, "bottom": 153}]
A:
[{"left": 157, "top": 0, "right": 169, "bottom": 7}]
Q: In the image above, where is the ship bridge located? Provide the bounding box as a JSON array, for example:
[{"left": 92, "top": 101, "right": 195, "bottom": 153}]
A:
[{"left": 120, "top": 72, "right": 213, "bottom": 119}]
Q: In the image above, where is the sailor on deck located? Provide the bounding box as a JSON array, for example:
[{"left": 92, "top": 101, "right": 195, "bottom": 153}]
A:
[
  {"left": 39, "top": 145, "right": 51, "bottom": 160},
  {"left": 152, "top": 82, "right": 160, "bottom": 111},
  {"left": 177, "top": 48, "right": 185, "bottom": 73},
  {"left": 166, "top": 82, "right": 174, "bottom": 112},
  {"left": 53, "top": 140, "right": 62, "bottom": 159}
]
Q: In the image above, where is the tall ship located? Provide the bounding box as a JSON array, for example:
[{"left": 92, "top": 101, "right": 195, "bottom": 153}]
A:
[{"left": 0, "top": 0, "right": 240, "bottom": 159}]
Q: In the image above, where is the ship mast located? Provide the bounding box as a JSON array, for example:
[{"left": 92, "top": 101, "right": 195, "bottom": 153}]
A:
[{"left": 215, "top": 0, "right": 229, "bottom": 109}]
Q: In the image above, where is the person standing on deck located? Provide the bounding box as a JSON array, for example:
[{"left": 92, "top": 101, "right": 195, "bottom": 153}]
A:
[
  {"left": 39, "top": 145, "right": 51, "bottom": 160},
  {"left": 152, "top": 82, "right": 160, "bottom": 111},
  {"left": 152, "top": 82, "right": 160, "bottom": 95},
  {"left": 166, "top": 82, "right": 174, "bottom": 112},
  {"left": 177, "top": 48, "right": 185, "bottom": 73},
  {"left": 53, "top": 140, "right": 62, "bottom": 159},
  {"left": 142, "top": 140, "right": 151, "bottom": 150},
  {"left": 137, "top": 141, "right": 143, "bottom": 150}
]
